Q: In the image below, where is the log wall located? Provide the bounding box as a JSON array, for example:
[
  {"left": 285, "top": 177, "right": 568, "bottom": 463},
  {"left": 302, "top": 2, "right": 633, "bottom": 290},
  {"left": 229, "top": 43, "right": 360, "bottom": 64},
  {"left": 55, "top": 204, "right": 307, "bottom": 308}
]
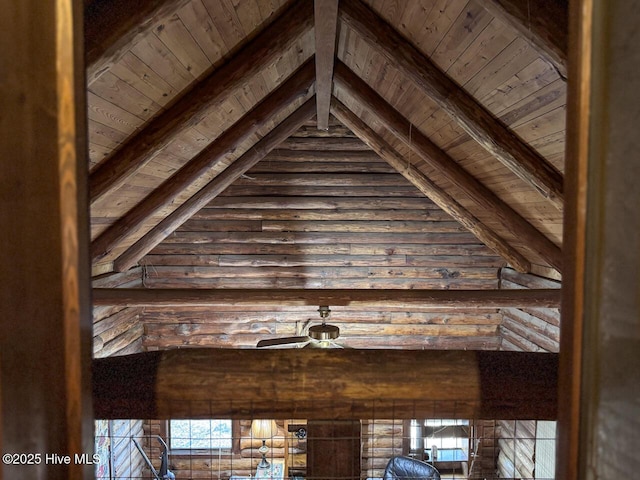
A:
[
  {"left": 92, "top": 267, "right": 145, "bottom": 358},
  {"left": 139, "top": 123, "right": 505, "bottom": 350},
  {"left": 496, "top": 268, "right": 561, "bottom": 479},
  {"left": 499, "top": 268, "right": 561, "bottom": 353},
  {"left": 143, "top": 419, "right": 288, "bottom": 479},
  {"left": 92, "top": 269, "right": 145, "bottom": 478}
]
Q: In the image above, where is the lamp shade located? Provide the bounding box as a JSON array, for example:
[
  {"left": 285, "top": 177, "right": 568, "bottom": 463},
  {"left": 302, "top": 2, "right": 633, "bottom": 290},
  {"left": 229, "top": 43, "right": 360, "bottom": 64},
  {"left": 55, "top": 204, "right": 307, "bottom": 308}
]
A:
[{"left": 251, "top": 419, "right": 278, "bottom": 440}]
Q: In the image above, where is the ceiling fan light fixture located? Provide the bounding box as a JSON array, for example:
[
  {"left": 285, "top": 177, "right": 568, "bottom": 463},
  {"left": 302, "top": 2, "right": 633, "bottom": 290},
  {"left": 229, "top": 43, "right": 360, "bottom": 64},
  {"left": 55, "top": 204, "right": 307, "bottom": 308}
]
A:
[{"left": 308, "top": 323, "right": 340, "bottom": 341}]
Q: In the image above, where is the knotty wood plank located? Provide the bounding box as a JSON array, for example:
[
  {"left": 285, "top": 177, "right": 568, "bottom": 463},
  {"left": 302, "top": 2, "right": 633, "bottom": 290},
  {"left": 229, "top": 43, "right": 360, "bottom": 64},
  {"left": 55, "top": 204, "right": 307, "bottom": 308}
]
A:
[
  {"left": 89, "top": 0, "right": 313, "bottom": 203},
  {"left": 93, "top": 349, "right": 558, "bottom": 419},
  {"left": 340, "top": 0, "right": 564, "bottom": 210},
  {"left": 114, "top": 97, "right": 316, "bottom": 271},
  {"left": 314, "top": 0, "right": 340, "bottom": 129},
  {"left": 91, "top": 60, "right": 314, "bottom": 263},
  {"left": 189, "top": 208, "right": 450, "bottom": 221},
  {"left": 92, "top": 288, "right": 561, "bottom": 308},
  {"left": 334, "top": 61, "right": 563, "bottom": 270},
  {"left": 207, "top": 196, "right": 439, "bottom": 209},
  {"left": 481, "top": 0, "right": 568, "bottom": 79},
  {"left": 331, "top": 98, "right": 531, "bottom": 272},
  {"left": 140, "top": 276, "right": 498, "bottom": 290},
  {"left": 85, "top": 0, "right": 193, "bottom": 82}
]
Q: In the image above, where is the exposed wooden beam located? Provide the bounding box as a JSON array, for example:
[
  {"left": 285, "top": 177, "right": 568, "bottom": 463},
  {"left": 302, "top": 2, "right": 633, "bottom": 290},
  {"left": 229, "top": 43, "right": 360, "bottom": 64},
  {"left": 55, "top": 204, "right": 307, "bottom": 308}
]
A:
[
  {"left": 333, "top": 61, "right": 562, "bottom": 271},
  {"left": 89, "top": 0, "right": 313, "bottom": 204},
  {"left": 482, "top": 0, "right": 568, "bottom": 79},
  {"left": 2, "top": 0, "right": 93, "bottom": 475},
  {"left": 339, "top": 0, "right": 564, "bottom": 210},
  {"left": 93, "top": 349, "right": 558, "bottom": 419},
  {"left": 91, "top": 60, "right": 315, "bottom": 263},
  {"left": 331, "top": 98, "right": 531, "bottom": 272},
  {"left": 92, "top": 288, "right": 561, "bottom": 308},
  {"left": 114, "top": 97, "right": 317, "bottom": 271},
  {"left": 85, "top": 0, "right": 192, "bottom": 83},
  {"left": 314, "top": 0, "right": 340, "bottom": 129}
]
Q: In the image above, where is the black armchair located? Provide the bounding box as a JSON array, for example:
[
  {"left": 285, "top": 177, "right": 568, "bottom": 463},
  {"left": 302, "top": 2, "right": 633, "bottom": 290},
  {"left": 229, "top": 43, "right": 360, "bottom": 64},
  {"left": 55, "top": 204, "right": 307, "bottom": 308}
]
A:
[{"left": 383, "top": 456, "right": 440, "bottom": 480}]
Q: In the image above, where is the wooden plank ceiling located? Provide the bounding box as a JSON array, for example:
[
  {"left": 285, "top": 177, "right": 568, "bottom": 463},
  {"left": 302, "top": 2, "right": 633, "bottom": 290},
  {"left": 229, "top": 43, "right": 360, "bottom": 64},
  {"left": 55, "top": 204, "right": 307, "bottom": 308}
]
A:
[{"left": 86, "top": 0, "right": 566, "bottom": 351}]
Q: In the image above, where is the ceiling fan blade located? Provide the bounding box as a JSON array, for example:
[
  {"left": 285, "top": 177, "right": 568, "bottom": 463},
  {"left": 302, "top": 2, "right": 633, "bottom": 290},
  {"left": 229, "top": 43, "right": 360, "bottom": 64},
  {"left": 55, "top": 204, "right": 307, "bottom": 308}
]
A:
[{"left": 256, "top": 336, "right": 310, "bottom": 348}]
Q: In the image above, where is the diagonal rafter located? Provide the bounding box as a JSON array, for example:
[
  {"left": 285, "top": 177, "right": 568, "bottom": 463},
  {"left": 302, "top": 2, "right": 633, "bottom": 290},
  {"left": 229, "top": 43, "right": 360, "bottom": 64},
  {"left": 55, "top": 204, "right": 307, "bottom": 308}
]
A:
[
  {"left": 313, "top": 0, "right": 340, "bottom": 130},
  {"left": 89, "top": 0, "right": 314, "bottom": 204},
  {"left": 331, "top": 98, "right": 531, "bottom": 273},
  {"left": 481, "top": 0, "right": 568, "bottom": 79},
  {"left": 113, "top": 97, "right": 317, "bottom": 272},
  {"left": 333, "top": 61, "right": 562, "bottom": 271},
  {"left": 339, "top": 0, "right": 564, "bottom": 210},
  {"left": 85, "top": 0, "right": 193, "bottom": 83},
  {"left": 91, "top": 60, "right": 316, "bottom": 264}
]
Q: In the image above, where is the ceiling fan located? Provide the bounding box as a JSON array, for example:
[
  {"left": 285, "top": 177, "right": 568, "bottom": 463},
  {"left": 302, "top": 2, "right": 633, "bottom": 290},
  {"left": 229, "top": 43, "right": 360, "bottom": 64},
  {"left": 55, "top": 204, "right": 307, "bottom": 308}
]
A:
[{"left": 257, "top": 306, "right": 347, "bottom": 349}]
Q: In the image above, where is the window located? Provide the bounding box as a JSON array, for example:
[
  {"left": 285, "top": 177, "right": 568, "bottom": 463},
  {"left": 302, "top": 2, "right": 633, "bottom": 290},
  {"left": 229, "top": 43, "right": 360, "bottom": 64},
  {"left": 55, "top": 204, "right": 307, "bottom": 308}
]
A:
[
  {"left": 169, "top": 419, "right": 235, "bottom": 452},
  {"left": 407, "top": 419, "right": 469, "bottom": 462},
  {"left": 534, "top": 421, "right": 556, "bottom": 479}
]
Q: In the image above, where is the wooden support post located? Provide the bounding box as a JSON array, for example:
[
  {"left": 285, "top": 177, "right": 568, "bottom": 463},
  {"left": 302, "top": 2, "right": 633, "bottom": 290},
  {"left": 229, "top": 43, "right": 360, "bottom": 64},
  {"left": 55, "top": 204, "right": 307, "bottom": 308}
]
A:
[
  {"left": 314, "top": 0, "right": 340, "bottom": 129},
  {"left": 113, "top": 97, "right": 317, "bottom": 271},
  {"left": 1, "top": 0, "right": 92, "bottom": 478},
  {"left": 331, "top": 98, "right": 531, "bottom": 272},
  {"left": 89, "top": 0, "right": 313, "bottom": 203},
  {"left": 92, "top": 288, "right": 561, "bottom": 309},
  {"left": 339, "top": 0, "right": 564, "bottom": 210},
  {"left": 333, "top": 61, "right": 562, "bottom": 271},
  {"left": 93, "top": 349, "right": 558, "bottom": 420},
  {"left": 91, "top": 60, "right": 315, "bottom": 263}
]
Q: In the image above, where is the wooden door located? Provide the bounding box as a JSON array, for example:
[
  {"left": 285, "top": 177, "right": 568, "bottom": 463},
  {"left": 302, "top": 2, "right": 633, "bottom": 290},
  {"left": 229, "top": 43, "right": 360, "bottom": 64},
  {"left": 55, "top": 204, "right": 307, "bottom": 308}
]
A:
[{"left": 306, "top": 420, "right": 361, "bottom": 480}]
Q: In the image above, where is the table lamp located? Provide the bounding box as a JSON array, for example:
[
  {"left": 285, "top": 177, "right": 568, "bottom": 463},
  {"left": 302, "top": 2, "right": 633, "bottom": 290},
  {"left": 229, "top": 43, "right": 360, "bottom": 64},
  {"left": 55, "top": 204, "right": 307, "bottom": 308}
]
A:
[{"left": 251, "top": 419, "right": 278, "bottom": 469}]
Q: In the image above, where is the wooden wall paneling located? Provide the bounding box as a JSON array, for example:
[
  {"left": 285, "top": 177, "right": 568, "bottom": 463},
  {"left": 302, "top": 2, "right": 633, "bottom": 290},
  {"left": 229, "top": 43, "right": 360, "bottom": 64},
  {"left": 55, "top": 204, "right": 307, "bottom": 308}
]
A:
[
  {"left": 112, "top": 95, "right": 316, "bottom": 271},
  {"left": 480, "top": 0, "right": 568, "bottom": 79},
  {"left": 88, "top": 0, "right": 314, "bottom": 204},
  {"left": 334, "top": 61, "right": 562, "bottom": 271},
  {"left": 84, "top": 0, "right": 193, "bottom": 82},
  {"left": 331, "top": 98, "right": 531, "bottom": 272},
  {"left": 91, "top": 61, "right": 315, "bottom": 263},
  {"left": 1, "top": 0, "right": 92, "bottom": 478},
  {"left": 429, "top": 0, "right": 494, "bottom": 73},
  {"left": 340, "top": 0, "right": 564, "bottom": 210}
]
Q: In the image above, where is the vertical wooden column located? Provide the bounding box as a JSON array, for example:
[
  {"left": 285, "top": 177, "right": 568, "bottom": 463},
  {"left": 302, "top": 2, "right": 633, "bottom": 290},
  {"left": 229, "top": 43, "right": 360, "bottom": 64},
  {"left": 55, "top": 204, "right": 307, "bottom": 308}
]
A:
[
  {"left": 560, "top": 0, "right": 640, "bottom": 479},
  {"left": 0, "top": 0, "right": 92, "bottom": 479}
]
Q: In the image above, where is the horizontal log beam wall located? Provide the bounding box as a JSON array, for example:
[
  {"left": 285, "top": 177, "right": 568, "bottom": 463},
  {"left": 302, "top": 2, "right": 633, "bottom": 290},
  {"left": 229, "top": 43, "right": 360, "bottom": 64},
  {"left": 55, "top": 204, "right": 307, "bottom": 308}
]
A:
[
  {"left": 93, "top": 349, "right": 558, "bottom": 420},
  {"left": 498, "top": 268, "right": 561, "bottom": 352},
  {"left": 92, "top": 269, "right": 145, "bottom": 358},
  {"left": 92, "top": 288, "right": 561, "bottom": 309}
]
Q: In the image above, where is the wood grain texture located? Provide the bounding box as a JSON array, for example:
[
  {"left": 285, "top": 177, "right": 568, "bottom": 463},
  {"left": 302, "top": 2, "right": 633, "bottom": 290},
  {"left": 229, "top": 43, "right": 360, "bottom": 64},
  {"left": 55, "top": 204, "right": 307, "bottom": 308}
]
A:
[
  {"left": 1, "top": 0, "right": 92, "bottom": 477},
  {"left": 92, "top": 287, "right": 561, "bottom": 308},
  {"left": 481, "top": 0, "right": 568, "bottom": 79},
  {"left": 114, "top": 97, "right": 317, "bottom": 270},
  {"left": 91, "top": 60, "right": 315, "bottom": 263},
  {"left": 334, "top": 61, "right": 562, "bottom": 271},
  {"left": 314, "top": 0, "right": 339, "bottom": 129},
  {"left": 331, "top": 98, "right": 531, "bottom": 272},
  {"left": 340, "top": 0, "right": 564, "bottom": 210},
  {"left": 84, "top": 0, "right": 193, "bottom": 82},
  {"left": 89, "top": 0, "right": 313, "bottom": 203},
  {"left": 92, "top": 349, "right": 558, "bottom": 419}
]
